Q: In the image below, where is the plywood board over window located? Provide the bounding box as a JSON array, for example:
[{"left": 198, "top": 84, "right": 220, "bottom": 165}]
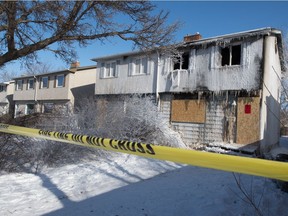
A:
[
  {"left": 236, "top": 97, "right": 260, "bottom": 144},
  {"left": 171, "top": 99, "right": 206, "bottom": 123}
]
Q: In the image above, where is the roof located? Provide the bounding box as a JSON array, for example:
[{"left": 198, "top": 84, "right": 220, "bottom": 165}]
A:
[
  {"left": 91, "top": 27, "right": 284, "bottom": 64},
  {"left": 91, "top": 50, "right": 148, "bottom": 62},
  {"left": 13, "top": 65, "right": 97, "bottom": 80},
  {"left": 183, "top": 27, "right": 282, "bottom": 46},
  {"left": 0, "top": 80, "right": 15, "bottom": 85}
]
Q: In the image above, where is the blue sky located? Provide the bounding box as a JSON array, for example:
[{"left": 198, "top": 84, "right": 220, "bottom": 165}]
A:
[{"left": 4, "top": 1, "right": 288, "bottom": 75}]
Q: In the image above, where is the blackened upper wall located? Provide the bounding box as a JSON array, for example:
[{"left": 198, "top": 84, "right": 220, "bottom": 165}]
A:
[{"left": 158, "top": 37, "right": 264, "bottom": 93}]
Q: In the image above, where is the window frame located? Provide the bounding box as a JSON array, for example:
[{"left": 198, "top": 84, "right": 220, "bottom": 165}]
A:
[
  {"left": 27, "top": 78, "right": 34, "bottom": 90},
  {"left": 173, "top": 52, "right": 190, "bottom": 70},
  {"left": 41, "top": 76, "right": 49, "bottom": 89},
  {"left": 129, "top": 57, "right": 148, "bottom": 76},
  {"left": 16, "top": 80, "right": 23, "bottom": 91},
  {"left": 221, "top": 44, "right": 242, "bottom": 67},
  {"left": 25, "top": 104, "right": 35, "bottom": 115},
  {"left": 100, "top": 60, "right": 120, "bottom": 78},
  {"left": 56, "top": 74, "right": 65, "bottom": 88},
  {"left": 0, "top": 85, "right": 6, "bottom": 92}
]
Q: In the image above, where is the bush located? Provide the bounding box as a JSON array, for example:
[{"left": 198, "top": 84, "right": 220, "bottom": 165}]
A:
[{"left": 0, "top": 94, "right": 186, "bottom": 173}]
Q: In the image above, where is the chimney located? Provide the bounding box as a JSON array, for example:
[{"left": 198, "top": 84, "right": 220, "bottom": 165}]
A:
[
  {"left": 70, "top": 61, "right": 80, "bottom": 69},
  {"left": 184, "top": 32, "right": 202, "bottom": 43}
]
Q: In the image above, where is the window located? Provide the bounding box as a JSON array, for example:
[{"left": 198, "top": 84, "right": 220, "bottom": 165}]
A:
[
  {"left": 135, "top": 59, "right": 141, "bottom": 74},
  {"left": 0, "top": 85, "right": 6, "bottom": 92},
  {"left": 173, "top": 52, "right": 189, "bottom": 70},
  {"left": 41, "top": 77, "right": 49, "bottom": 88},
  {"left": 43, "top": 103, "right": 54, "bottom": 113},
  {"left": 171, "top": 99, "right": 206, "bottom": 123},
  {"left": 221, "top": 44, "right": 241, "bottom": 66},
  {"left": 129, "top": 57, "right": 148, "bottom": 75},
  {"left": 27, "top": 78, "right": 34, "bottom": 90},
  {"left": 100, "top": 60, "right": 120, "bottom": 78},
  {"left": 56, "top": 74, "right": 65, "bottom": 87},
  {"left": 107, "top": 62, "right": 116, "bottom": 77},
  {"left": 26, "top": 104, "right": 35, "bottom": 115},
  {"left": 16, "top": 80, "right": 23, "bottom": 90}
]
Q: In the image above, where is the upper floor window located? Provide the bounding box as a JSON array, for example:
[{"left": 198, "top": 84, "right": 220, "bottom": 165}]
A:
[
  {"left": 106, "top": 62, "right": 116, "bottom": 77},
  {"left": 128, "top": 57, "right": 148, "bottom": 76},
  {"left": 41, "top": 76, "right": 49, "bottom": 88},
  {"left": 16, "top": 80, "right": 23, "bottom": 91},
  {"left": 0, "top": 85, "right": 6, "bottom": 92},
  {"left": 55, "top": 74, "right": 65, "bottom": 87},
  {"left": 27, "top": 78, "right": 34, "bottom": 90},
  {"left": 173, "top": 52, "right": 189, "bottom": 70},
  {"left": 100, "top": 60, "right": 120, "bottom": 78},
  {"left": 221, "top": 44, "right": 241, "bottom": 66}
]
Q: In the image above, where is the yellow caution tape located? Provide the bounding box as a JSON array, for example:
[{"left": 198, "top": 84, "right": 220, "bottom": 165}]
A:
[{"left": 0, "top": 123, "right": 288, "bottom": 181}]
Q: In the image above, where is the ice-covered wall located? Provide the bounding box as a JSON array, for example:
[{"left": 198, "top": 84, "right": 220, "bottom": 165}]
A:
[{"left": 158, "top": 38, "right": 264, "bottom": 93}]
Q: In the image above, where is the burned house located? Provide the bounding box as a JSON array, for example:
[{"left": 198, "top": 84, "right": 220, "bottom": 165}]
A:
[{"left": 92, "top": 27, "right": 284, "bottom": 153}]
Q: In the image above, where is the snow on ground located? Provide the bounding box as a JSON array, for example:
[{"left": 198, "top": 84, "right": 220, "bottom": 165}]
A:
[{"left": 0, "top": 151, "right": 288, "bottom": 216}]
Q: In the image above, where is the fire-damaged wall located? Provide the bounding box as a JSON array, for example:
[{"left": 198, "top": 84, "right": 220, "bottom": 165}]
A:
[
  {"left": 160, "top": 92, "right": 261, "bottom": 146},
  {"left": 158, "top": 37, "right": 264, "bottom": 94}
]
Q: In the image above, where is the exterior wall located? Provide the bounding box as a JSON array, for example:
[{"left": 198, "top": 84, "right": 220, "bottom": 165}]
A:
[
  {"left": 167, "top": 94, "right": 227, "bottom": 145},
  {"left": 158, "top": 38, "right": 264, "bottom": 93},
  {"left": 13, "top": 73, "right": 71, "bottom": 101},
  {"left": 0, "top": 82, "right": 14, "bottom": 115},
  {"left": 70, "top": 67, "right": 96, "bottom": 105},
  {"left": 260, "top": 35, "right": 282, "bottom": 153},
  {"left": 161, "top": 93, "right": 262, "bottom": 146},
  {"left": 36, "top": 73, "right": 71, "bottom": 100},
  {"left": 95, "top": 53, "right": 158, "bottom": 95},
  {"left": 0, "top": 85, "right": 8, "bottom": 104},
  {"left": 13, "top": 78, "right": 36, "bottom": 101}
]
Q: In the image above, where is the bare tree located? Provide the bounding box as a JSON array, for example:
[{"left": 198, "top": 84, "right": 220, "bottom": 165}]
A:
[
  {"left": 23, "top": 62, "right": 55, "bottom": 75},
  {"left": 0, "top": 1, "right": 179, "bottom": 67},
  {"left": 0, "top": 69, "right": 17, "bottom": 82}
]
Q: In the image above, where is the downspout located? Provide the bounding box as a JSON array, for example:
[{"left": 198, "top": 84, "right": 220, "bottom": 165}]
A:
[
  {"left": 156, "top": 51, "right": 160, "bottom": 109},
  {"left": 33, "top": 76, "right": 38, "bottom": 112}
]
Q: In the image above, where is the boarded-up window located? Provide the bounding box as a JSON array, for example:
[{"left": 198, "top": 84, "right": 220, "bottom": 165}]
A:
[{"left": 171, "top": 99, "right": 205, "bottom": 123}]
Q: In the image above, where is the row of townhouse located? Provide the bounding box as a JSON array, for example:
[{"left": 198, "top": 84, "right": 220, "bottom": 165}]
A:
[
  {"left": 92, "top": 27, "right": 285, "bottom": 153},
  {"left": 1, "top": 63, "right": 96, "bottom": 118},
  {"left": 0, "top": 27, "right": 285, "bottom": 152}
]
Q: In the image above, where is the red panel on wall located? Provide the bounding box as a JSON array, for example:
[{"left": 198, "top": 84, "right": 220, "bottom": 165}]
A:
[{"left": 245, "top": 104, "right": 251, "bottom": 114}]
